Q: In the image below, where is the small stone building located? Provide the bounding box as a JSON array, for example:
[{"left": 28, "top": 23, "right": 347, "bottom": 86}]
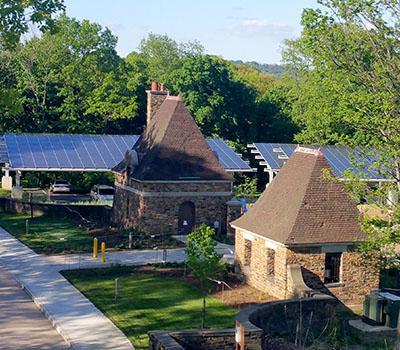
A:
[
  {"left": 112, "top": 84, "right": 234, "bottom": 235},
  {"left": 231, "top": 146, "right": 379, "bottom": 308}
]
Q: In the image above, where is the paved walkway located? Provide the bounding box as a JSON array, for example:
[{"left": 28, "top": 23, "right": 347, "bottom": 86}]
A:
[
  {"left": 44, "top": 237, "right": 234, "bottom": 271},
  {"left": 0, "top": 266, "right": 70, "bottom": 350},
  {"left": 0, "top": 227, "right": 134, "bottom": 350},
  {"left": 0, "top": 228, "right": 234, "bottom": 350}
]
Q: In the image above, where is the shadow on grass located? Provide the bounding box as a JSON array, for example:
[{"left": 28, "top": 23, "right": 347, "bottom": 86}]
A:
[{"left": 62, "top": 266, "right": 236, "bottom": 350}]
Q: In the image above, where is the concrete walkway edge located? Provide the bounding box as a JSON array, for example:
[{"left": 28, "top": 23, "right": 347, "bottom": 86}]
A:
[{"left": 0, "top": 227, "right": 134, "bottom": 350}]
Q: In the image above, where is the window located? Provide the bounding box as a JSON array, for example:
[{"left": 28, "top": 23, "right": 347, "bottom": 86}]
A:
[
  {"left": 324, "top": 253, "right": 341, "bottom": 284},
  {"left": 266, "top": 248, "right": 275, "bottom": 280},
  {"left": 244, "top": 239, "right": 252, "bottom": 266}
]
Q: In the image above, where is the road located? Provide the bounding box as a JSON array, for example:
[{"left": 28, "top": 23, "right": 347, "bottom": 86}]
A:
[
  {"left": 50, "top": 193, "right": 91, "bottom": 202},
  {"left": 25, "top": 189, "right": 91, "bottom": 203}
]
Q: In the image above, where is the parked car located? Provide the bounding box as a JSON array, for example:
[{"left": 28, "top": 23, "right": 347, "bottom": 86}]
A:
[
  {"left": 50, "top": 179, "right": 71, "bottom": 193},
  {"left": 90, "top": 185, "right": 114, "bottom": 203}
]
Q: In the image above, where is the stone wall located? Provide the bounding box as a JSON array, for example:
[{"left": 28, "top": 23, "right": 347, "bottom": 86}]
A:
[
  {"left": 149, "top": 328, "right": 262, "bottom": 350},
  {"left": 112, "top": 179, "right": 232, "bottom": 234},
  {"left": 235, "top": 229, "right": 379, "bottom": 307},
  {"left": 248, "top": 297, "right": 338, "bottom": 338},
  {"left": 235, "top": 230, "right": 287, "bottom": 299},
  {"left": 147, "top": 297, "right": 338, "bottom": 350},
  {"left": 0, "top": 197, "right": 111, "bottom": 226},
  {"left": 286, "top": 248, "right": 379, "bottom": 307},
  {"left": 146, "top": 89, "right": 168, "bottom": 125}
]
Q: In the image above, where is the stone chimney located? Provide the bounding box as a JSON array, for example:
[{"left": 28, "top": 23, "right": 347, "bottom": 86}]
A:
[{"left": 146, "top": 81, "right": 168, "bottom": 126}]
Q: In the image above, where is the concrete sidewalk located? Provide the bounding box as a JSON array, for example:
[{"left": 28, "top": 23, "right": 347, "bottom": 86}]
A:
[
  {"left": 0, "top": 227, "right": 134, "bottom": 350},
  {"left": 44, "top": 238, "right": 234, "bottom": 271},
  {"left": 0, "top": 266, "right": 69, "bottom": 350}
]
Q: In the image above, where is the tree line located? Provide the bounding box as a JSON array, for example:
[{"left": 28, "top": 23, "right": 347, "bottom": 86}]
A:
[{"left": 0, "top": 15, "right": 297, "bottom": 149}]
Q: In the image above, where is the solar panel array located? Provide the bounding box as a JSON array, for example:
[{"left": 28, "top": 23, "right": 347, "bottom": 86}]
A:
[
  {"left": 251, "top": 143, "right": 382, "bottom": 179},
  {"left": 206, "top": 138, "right": 252, "bottom": 172},
  {"left": 4, "top": 134, "right": 139, "bottom": 170},
  {"left": 2, "top": 134, "right": 253, "bottom": 172}
]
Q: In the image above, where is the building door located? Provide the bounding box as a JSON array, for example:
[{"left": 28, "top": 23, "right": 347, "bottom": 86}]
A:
[{"left": 178, "top": 201, "right": 195, "bottom": 235}]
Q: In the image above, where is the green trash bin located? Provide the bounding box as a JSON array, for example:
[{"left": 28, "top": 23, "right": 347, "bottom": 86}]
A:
[
  {"left": 380, "top": 292, "right": 400, "bottom": 328},
  {"left": 362, "top": 293, "right": 384, "bottom": 326}
]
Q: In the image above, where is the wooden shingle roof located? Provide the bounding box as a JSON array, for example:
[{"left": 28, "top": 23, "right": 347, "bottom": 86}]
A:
[
  {"left": 114, "top": 96, "right": 233, "bottom": 182},
  {"left": 231, "top": 147, "right": 365, "bottom": 245}
]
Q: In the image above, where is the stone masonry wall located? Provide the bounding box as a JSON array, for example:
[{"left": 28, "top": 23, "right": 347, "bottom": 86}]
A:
[
  {"left": 148, "top": 328, "right": 262, "bottom": 350},
  {"left": 112, "top": 179, "right": 231, "bottom": 234},
  {"left": 235, "top": 229, "right": 379, "bottom": 307},
  {"left": 235, "top": 229, "right": 287, "bottom": 299},
  {"left": 286, "top": 248, "right": 379, "bottom": 306},
  {"left": 146, "top": 90, "right": 168, "bottom": 125},
  {"left": 148, "top": 298, "right": 338, "bottom": 350}
]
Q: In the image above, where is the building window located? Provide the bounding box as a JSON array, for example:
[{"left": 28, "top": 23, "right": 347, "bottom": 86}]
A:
[
  {"left": 324, "top": 253, "right": 341, "bottom": 284},
  {"left": 244, "top": 239, "right": 252, "bottom": 266},
  {"left": 266, "top": 248, "right": 275, "bottom": 280}
]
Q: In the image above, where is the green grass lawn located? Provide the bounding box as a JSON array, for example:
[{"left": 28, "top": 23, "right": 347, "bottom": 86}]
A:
[
  {"left": 64, "top": 268, "right": 236, "bottom": 350},
  {"left": 0, "top": 211, "right": 92, "bottom": 254},
  {"left": 0, "top": 189, "right": 11, "bottom": 196}
]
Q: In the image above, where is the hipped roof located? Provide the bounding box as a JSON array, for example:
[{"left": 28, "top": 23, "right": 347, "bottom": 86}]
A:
[
  {"left": 114, "top": 96, "right": 233, "bottom": 182},
  {"left": 231, "top": 147, "right": 365, "bottom": 245}
]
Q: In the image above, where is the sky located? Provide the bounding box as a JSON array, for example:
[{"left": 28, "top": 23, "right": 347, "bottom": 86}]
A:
[{"left": 62, "top": 0, "right": 321, "bottom": 64}]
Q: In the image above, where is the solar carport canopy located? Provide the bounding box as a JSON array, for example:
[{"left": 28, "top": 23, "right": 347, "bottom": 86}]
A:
[
  {"left": 1, "top": 134, "right": 253, "bottom": 172},
  {"left": 250, "top": 143, "right": 383, "bottom": 180}
]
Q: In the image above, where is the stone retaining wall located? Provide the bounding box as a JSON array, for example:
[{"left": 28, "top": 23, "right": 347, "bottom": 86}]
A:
[
  {"left": 0, "top": 197, "right": 111, "bottom": 226},
  {"left": 148, "top": 296, "right": 338, "bottom": 350}
]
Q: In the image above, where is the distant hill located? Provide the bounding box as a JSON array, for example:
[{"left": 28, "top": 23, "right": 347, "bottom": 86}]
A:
[{"left": 232, "top": 60, "right": 286, "bottom": 76}]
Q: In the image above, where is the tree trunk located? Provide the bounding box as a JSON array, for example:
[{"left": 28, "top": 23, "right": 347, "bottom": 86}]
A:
[{"left": 201, "top": 293, "right": 206, "bottom": 329}]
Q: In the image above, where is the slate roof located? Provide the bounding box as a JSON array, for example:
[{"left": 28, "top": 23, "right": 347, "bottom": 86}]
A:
[
  {"left": 231, "top": 147, "right": 366, "bottom": 245},
  {"left": 114, "top": 96, "right": 233, "bottom": 182}
]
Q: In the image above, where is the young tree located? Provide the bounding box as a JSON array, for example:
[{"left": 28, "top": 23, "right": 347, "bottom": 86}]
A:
[{"left": 185, "top": 224, "right": 224, "bottom": 329}]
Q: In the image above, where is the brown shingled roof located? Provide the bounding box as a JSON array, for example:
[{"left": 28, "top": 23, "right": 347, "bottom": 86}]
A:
[
  {"left": 231, "top": 147, "right": 365, "bottom": 245},
  {"left": 114, "top": 96, "right": 233, "bottom": 182}
]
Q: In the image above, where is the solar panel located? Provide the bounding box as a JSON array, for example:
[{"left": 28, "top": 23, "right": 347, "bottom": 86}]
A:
[
  {"left": 2, "top": 134, "right": 250, "bottom": 172},
  {"left": 253, "top": 143, "right": 281, "bottom": 169},
  {"left": 251, "top": 143, "right": 385, "bottom": 180},
  {"left": 206, "top": 138, "right": 252, "bottom": 172},
  {"left": 3, "top": 134, "right": 139, "bottom": 170}
]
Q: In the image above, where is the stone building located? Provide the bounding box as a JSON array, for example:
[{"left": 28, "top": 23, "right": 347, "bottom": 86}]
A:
[
  {"left": 231, "top": 146, "right": 379, "bottom": 308},
  {"left": 112, "top": 83, "right": 234, "bottom": 234}
]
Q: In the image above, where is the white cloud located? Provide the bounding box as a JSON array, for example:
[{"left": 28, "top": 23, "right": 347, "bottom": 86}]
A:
[{"left": 240, "top": 19, "right": 292, "bottom": 36}]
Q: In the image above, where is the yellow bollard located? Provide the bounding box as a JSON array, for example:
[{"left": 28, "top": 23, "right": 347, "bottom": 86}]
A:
[
  {"left": 93, "top": 237, "right": 98, "bottom": 258},
  {"left": 101, "top": 242, "right": 105, "bottom": 263}
]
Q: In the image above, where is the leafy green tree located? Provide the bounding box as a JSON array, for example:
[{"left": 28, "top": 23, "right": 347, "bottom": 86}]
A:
[
  {"left": 138, "top": 33, "right": 203, "bottom": 82},
  {"left": 169, "top": 55, "right": 257, "bottom": 145},
  {"left": 254, "top": 83, "right": 298, "bottom": 143},
  {"left": 233, "top": 175, "right": 259, "bottom": 198},
  {"left": 185, "top": 224, "right": 224, "bottom": 329},
  {"left": 0, "top": 0, "right": 64, "bottom": 48},
  {"left": 1, "top": 14, "right": 143, "bottom": 134},
  {"left": 283, "top": 0, "right": 400, "bottom": 287},
  {"left": 234, "top": 63, "right": 276, "bottom": 98},
  {"left": 0, "top": 44, "right": 22, "bottom": 116}
]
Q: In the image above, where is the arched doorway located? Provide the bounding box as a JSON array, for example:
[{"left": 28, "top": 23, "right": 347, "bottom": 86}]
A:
[{"left": 178, "top": 201, "right": 195, "bottom": 235}]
